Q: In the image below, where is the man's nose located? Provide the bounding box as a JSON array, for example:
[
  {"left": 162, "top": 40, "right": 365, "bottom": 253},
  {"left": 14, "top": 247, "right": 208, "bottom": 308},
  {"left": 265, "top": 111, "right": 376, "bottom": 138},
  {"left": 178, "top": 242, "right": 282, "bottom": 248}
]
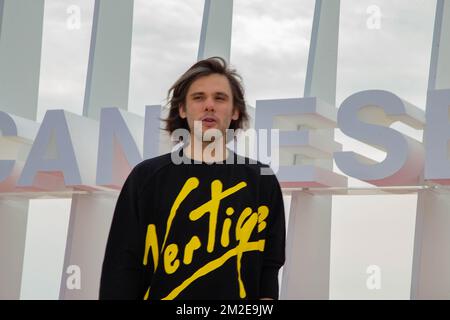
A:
[{"left": 204, "top": 97, "right": 215, "bottom": 111}]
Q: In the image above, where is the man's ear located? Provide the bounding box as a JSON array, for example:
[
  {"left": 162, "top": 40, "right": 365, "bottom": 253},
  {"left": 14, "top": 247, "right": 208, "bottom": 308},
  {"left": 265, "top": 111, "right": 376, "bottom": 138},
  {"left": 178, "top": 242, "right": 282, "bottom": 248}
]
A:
[
  {"left": 232, "top": 107, "right": 240, "bottom": 120},
  {"left": 179, "top": 104, "right": 186, "bottom": 119}
]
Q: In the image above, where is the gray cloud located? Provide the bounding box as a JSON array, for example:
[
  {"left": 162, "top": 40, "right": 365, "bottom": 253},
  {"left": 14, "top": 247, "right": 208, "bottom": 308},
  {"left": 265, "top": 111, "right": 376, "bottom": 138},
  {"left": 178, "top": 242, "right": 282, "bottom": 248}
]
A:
[
  {"left": 128, "top": 0, "right": 204, "bottom": 115},
  {"left": 337, "top": 0, "right": 436, "bottom": 108},
  {"left": 231, "top": 0, "right": 315, "bottom": 106},
  {"left": 38, "top": 0, "right": 94, "bottom": 121}
]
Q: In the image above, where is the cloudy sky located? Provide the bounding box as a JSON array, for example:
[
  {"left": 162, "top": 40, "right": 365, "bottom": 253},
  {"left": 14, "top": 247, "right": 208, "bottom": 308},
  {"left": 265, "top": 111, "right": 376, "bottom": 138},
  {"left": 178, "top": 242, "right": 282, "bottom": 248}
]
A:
[
  {"left": 37, "top": 0, "right": 435, "bottom": 116},
  {"left": 26, "top": 0, "right": 439, "bottom": 299}
]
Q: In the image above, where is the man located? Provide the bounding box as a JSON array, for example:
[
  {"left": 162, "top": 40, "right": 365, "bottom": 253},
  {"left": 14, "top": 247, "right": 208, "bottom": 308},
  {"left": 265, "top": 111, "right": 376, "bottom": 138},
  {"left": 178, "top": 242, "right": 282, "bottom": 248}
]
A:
[{"left": 99, "top": 57, "right": 286, "bottom": 300}]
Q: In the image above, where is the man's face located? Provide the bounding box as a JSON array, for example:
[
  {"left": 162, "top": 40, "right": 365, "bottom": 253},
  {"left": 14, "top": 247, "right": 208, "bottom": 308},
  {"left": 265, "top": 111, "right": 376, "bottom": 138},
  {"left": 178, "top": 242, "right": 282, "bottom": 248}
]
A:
[{"left": 179, "top": 73, "right": 240, "bottom": 140}]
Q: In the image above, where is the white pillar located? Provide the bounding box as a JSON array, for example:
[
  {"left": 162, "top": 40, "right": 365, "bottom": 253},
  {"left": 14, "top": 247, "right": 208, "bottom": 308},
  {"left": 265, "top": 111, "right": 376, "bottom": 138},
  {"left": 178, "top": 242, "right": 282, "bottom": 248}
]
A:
[
  {"left": 0, "top": 0, "right": 44, "bottom": 119},
  {"left": 60, "top": 193, "right": 118, "bottom": 299},
  {"left": 82, "top": 0, "right": 134, "bottom": 120},
  {"left": 59, "top": 0, "right": 134, "bottom": 300},
  {"left": 411, "top": 0, "right": 450, "bottom": 299},
  {"left": 0, "top": 200, "right": 28, "bottom": 299},
  {"left": 281, "top": 0, "right": 340, "bottom": 299},
  {"left": 197, "top": 0, "right": 233, "bottom": 62},
  {"left": 0, "top": 0, "right": 44, "bottom": 299}
]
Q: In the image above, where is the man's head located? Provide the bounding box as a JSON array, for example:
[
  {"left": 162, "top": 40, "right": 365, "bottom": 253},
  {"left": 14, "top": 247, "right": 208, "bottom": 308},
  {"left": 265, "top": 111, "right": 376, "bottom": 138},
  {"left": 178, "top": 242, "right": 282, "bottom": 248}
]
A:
[{"left": 164, "top": 57, "right": 249, "bottom": 142}]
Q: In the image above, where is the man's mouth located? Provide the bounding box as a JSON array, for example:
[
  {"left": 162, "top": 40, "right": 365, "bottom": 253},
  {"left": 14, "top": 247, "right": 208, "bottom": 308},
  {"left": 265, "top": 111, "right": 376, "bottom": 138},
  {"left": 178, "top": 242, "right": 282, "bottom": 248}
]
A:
[{"left": 201, "top": 117, "right": 217, "bottom": 126}]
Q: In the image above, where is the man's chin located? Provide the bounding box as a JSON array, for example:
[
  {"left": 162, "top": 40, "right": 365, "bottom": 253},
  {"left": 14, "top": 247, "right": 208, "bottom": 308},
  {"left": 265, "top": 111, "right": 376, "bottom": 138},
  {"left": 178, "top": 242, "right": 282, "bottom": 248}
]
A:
[{"left": 202, "top": 127, "right": 223, "bottom": 135}]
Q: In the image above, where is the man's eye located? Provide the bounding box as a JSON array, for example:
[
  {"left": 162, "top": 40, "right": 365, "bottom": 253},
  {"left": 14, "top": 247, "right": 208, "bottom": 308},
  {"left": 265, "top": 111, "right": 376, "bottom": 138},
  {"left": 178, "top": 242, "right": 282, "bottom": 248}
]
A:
[{"left": 216, "top": 96, "right": 225, "bottom": 101}]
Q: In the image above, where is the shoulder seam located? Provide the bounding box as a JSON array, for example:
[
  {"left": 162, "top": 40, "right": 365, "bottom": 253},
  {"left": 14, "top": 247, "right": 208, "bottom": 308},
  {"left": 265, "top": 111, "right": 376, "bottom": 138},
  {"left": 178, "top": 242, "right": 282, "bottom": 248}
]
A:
[{"left": 133, "top": 153, "right": 174, "bottom": 198}]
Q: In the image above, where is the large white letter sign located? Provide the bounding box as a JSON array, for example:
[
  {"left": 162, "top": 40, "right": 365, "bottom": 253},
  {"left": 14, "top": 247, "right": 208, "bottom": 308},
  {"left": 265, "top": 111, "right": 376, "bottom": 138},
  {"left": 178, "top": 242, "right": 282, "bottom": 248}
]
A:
[
  {"left": 334, "top": 90, "right": 425, "bottom": 186},
  {"left": 425, "top": 89, "right": 450, "bottom": 184},
  {"left": 143, "top": 105, "right": 163, "bottom": 160},
  {"left": 255, "top": 97, "right": 347, "bottom": 187},
  {"left": 17, "top": 110, "right": 99, "bottom": 190},
  {"left": 96, "top": 107, "right": 143, "bottom": 189},
  {"left": 0, "top": 111, "right": 39, "bottom": 191},
  {"left": 0, "top": 111, "right": 17, "bottom": 182}
]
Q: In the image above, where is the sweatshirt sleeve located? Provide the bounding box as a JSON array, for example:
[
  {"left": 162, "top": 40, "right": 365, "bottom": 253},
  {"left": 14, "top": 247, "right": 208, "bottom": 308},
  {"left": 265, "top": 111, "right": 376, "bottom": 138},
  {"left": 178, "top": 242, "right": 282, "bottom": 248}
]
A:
[
  {"left": 259, "top": 172, "right": 286, "bottom": 299},
  {"left": 99, "top": 166, "right": 146, "bottom": 300}
]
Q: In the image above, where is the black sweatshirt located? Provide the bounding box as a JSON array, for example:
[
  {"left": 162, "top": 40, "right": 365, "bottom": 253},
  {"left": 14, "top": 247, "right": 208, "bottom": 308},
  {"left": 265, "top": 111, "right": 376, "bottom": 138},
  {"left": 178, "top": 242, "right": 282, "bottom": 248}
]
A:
[{"left": 99, "top": 148, "right": 286, "bottom": 300}]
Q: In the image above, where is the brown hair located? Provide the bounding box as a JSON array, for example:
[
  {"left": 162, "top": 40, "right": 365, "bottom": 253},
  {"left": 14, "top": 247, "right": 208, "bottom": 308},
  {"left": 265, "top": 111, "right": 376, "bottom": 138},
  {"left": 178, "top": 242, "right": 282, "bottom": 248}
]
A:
[{"left": 163, "top": 57, "right": 249, "bottom": 136}]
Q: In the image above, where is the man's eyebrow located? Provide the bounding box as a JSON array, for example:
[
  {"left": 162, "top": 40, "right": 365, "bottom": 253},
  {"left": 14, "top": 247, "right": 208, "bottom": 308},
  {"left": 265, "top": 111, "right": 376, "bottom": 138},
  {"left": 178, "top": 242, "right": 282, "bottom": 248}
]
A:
[
  {"left": 189, "top": 92, "right": 205, "bottom": 97},
  {"left": 215, "top": 92, "right": 229, "bottom": 97},
  {"left": 189, "top": 92, "right": 230, "bottom": 97}
]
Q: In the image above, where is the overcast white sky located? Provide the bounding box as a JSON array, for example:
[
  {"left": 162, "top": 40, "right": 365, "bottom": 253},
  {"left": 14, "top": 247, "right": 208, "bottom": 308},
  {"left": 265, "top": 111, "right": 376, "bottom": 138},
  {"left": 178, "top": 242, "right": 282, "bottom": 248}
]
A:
[
  {"left": 28, "top": 0, "right": 439, "bottom": 299},
  {"left": 37, "top": 0, "right": 435, "bottom": 117}
]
